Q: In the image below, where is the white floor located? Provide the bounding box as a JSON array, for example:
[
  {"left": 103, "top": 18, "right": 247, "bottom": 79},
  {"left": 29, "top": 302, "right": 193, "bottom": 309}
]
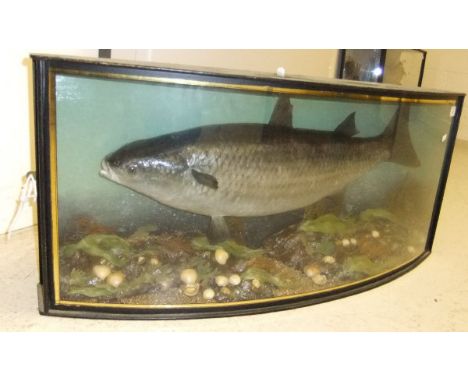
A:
[{"left": 1, "top": 141, "right": 467, "bottom": 331}]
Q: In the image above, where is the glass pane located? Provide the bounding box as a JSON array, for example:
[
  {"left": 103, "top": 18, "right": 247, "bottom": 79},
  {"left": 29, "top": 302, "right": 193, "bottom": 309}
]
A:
[{"left": 54, "top": 73, "right": 453, "bottom": 306}]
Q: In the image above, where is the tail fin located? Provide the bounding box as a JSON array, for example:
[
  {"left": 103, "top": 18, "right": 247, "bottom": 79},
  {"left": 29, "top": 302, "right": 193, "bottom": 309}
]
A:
[{"left": 383, "top": 104, "right": 420, "bottom": 167}]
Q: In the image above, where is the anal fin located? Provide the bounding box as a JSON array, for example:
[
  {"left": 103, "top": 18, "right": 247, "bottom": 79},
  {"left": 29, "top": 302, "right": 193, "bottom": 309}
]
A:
[{"left": 208, "top": 216, "right": 230, "bottom": 243}]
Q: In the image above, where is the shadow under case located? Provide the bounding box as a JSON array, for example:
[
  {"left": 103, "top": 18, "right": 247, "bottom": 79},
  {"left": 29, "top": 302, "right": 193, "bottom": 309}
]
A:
[{"left": 31, "top": 54, "right": 464, "bottom": 319}]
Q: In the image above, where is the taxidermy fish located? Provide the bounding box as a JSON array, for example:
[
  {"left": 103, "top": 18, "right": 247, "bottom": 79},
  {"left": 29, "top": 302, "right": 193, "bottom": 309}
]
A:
[{"left": 99, "top": 95, "right": 419, "bottom": 238}]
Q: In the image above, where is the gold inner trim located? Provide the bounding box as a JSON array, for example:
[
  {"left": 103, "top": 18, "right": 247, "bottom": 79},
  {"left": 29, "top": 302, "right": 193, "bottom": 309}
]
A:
[
  {"left": 51, "top": 68, "right": 457, "bottom": 105},
  {"left": 48, "top": 73, "right": 61, "bottom": 304},
  {"left": 46, "top": 65, "right": 443, "bottom": 310}
]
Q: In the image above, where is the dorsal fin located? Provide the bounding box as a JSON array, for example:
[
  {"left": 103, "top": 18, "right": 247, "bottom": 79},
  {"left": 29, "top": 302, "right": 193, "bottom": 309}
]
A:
[
  {"left": 335, "top": 112, "right": 359, "bottom": 137},
  {"left": 269, "top": 94, "right": 293, "bottom": 128}
]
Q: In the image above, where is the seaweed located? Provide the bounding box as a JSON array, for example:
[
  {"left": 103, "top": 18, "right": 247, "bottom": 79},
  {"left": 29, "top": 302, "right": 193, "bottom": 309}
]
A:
[
  {"left": 244, "top": 256, "right": 309, "bottom": 289},
  {"left": 69, "top": 284, "right": 116, "bottom": 298},
  {"left": 341, "top": 255, "right": 386, "bottom": 276},
  {"left": 191, "top": 236, "right": 264, "bottom": 259},
  {"left": 317, "top": 238, "right": 335, "bottom": 256},
  {"left": 62, "top": 234, "right": 132, "bottom": 266},
  {"left": 185, "top": 256, "right": 215, "bottom": 280},
  {"left": 359, "top": 208, "right": 398, "bottom": 223},
  {"left": 242, "top": 267, "right": 286, "bottom": 288},
  {"left": 68, "top": 269, "right": 94, "bottom": 287},
  {"left": 299, "top": 214, "right": 355, "bottom": 235}
]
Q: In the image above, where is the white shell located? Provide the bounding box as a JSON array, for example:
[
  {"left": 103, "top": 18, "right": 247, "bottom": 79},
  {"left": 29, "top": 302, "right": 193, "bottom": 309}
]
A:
[
  {"left": 229, "top": 274, "right": 241, "bottom": 286},
  {"left": 312, "top": 274, "right": 327, "bottom": 286},
  {"left": 350, "top": 238, "right": 357, "bottom": 246},
  {"left": 106, "top": 272, "right": 125, "bottom": 287},
  {"left": 371, "top": 230, "right": 380, "bottom": 238},
  {"left": 180, "top": 268, "right": 198, "bottom": 285},
  {"left": 92, "top": 265, "right": 111, "bottom": 280},
  {"left": 183, "top": 283, "right": 200, "bottom": 297},
  {"left": 322, "top": 255, "right": 336, "bottom": 264},
  {"left": 252, "top": 279, "right": 261, "bottom": 288},
  {"left": 214, "top": 247, "right": 229, "bottom": 265},
  {"left": 203, "top": 288, "right": 215, "bottom": 300},
  {"left": 150, "top": 257, "right": 160, "bottom": 266},
  {"left": 215, "top": 275, "right": 229, "bottom": 287},
  {"left": 342, "top": 238, "right": 350, "bottom": 247},
  {"left": 304, "top": 264, "right": 320, "bottom": 278}
]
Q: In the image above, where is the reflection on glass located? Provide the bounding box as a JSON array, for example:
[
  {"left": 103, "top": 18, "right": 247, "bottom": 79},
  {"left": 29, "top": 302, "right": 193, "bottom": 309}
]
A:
[{"left": 342, "top": 49, "right": 384, "bottom": 82}]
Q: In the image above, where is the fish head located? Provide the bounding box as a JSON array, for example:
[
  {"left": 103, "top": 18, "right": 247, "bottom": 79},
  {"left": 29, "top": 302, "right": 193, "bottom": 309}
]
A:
[{"left": 100, "top": 132, "right": 197, "bottom": 201}]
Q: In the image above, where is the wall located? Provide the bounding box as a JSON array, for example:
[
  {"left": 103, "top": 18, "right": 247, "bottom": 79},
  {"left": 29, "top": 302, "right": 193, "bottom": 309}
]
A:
[
  {"left": 422, "top": 49, "right": 468, "bottom": 140},
  {"left": 0, "top": 49, "right": 98, "bottom": 235}
]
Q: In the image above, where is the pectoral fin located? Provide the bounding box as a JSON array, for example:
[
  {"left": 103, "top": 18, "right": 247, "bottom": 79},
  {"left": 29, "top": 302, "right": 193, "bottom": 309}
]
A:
[{"left": 191, "top": 169, "right": 218, "bottom": 189}]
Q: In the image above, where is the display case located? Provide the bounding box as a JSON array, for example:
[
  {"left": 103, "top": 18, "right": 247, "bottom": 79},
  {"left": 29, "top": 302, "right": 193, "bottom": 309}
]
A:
[{"left": 31, "top": 54, "right": 464, "bottom": 319}]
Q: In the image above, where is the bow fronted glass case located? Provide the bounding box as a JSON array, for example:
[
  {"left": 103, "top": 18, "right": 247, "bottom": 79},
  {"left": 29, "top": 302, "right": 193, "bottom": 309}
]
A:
[{"left": 32, "top": 54, "right": 464, "bottom": 319}]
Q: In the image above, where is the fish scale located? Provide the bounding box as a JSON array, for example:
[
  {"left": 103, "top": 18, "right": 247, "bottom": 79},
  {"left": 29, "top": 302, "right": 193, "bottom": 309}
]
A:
[{"left": 171, "top": 137, "right": 390, "bottom": 216}]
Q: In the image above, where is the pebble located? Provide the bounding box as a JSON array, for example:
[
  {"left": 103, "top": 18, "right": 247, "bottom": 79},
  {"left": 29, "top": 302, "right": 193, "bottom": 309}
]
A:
[
  {"left": 180, "top": 268, "right": 198, "bottom": 285},
  {"left": 322, "top": 255, "right": 336, "bottom": 264},
  {"left": 92, "top": 264, "right": 111, "bottom": 280},
  {"left": 215, "top": 247, "right": 229, "bottom": 265},
  {"left": 304, "top": 264, "right": 320, "bottom": 278},
  {"left": 342, "top": 238, "right": 350, "bottom": 247},
  {"left": 252, "top": 279, "right": 261, "bottom": 288},
  {"left": 229, "top": 274, "right": 241, "bottom": 286},
  {"left": 312, "top": 274, "right": 327, "bottom": 286},
  {"left": 106, "top": 271, "right": 125, "bottom": 288},
  {"left": 350, "top": 238, "right": 357, "bottom": 246},
  {"left": 137, "top": 256, "right": 145, "bottom": 264},
  {"left": 371, "top": 230, "right": 380, "bottom": 238},
  {"left": 215, "top": 275, "right": 229, "bottom": 287},
  {"left": 150, "top": 257, "right": 160, "bottom": 266},
  {"left": 220, "top": 286, "right": 232, "bottom": 295},
  {"left": 203, "top": 288, "right": 215, "bottom": 300}
]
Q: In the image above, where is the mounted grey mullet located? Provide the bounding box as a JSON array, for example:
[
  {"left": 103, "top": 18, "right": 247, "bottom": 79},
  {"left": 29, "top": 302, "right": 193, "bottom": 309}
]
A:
[{"left": 99, "top": 95, "right": 419, "bottom": 240}]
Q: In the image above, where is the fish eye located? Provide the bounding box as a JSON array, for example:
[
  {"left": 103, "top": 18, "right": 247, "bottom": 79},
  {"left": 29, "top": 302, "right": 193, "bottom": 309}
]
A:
[{"left": 127, "top": 165, "right": 137, "bottom": 175}]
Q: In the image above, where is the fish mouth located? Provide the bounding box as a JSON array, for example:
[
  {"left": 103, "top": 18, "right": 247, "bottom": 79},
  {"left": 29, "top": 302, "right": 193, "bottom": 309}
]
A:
[{"left": 99, "top": 159, "right": 113, "bottom": 180}]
